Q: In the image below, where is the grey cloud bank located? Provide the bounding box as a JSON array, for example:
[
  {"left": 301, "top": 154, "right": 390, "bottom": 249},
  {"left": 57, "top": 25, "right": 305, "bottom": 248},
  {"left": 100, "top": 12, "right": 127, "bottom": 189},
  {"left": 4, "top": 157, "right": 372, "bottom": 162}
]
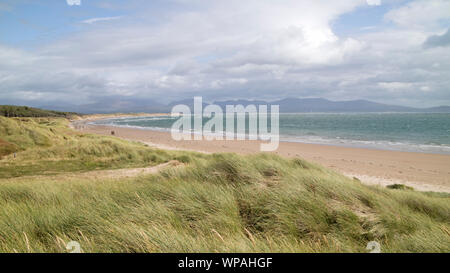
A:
[{"left": 424, "top": 29, "right": 450, "bottom": 48}]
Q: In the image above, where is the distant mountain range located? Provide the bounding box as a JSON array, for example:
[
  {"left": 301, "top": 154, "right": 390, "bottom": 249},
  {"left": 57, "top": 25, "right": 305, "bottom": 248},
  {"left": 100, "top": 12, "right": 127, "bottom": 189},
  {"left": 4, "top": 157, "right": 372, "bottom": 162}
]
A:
[
  {"left": 212, "top": 98, "right": 450, "bottom": 113},
  {"left": 38, "top": 97, "right": 450, "bottom": 114}
]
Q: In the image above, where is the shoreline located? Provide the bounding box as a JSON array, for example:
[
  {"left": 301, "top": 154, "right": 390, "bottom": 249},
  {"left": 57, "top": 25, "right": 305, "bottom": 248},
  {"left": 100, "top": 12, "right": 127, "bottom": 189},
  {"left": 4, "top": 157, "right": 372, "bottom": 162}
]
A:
[
  {"left": 73, "top": 116, "right": 450, "bottom": 193},
  {"left": 81, "top": 114, "right": 450, "bottom": 156},
  {"left": 81, "top": 124, "right": 450, "bottom": 156}
]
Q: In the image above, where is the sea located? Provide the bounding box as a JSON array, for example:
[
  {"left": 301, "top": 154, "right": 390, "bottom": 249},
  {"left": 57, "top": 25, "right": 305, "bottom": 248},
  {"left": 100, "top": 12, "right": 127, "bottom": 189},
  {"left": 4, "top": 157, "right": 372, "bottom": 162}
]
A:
[{"left": 91, "top": 113, "right": 450, "bottom": 155}]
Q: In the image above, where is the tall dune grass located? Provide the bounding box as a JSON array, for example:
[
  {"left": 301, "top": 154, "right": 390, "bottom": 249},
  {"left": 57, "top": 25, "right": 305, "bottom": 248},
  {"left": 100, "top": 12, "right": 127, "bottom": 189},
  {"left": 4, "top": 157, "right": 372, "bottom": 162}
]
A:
[
  {"left": 0, "top": 117, "right": 194, "bottom": 178},
  {"left": 0, "top": 117, "right": 448, "bottom": 252},
  {"left": 0, "top": 153, "right": 448, "bottom": 252}
]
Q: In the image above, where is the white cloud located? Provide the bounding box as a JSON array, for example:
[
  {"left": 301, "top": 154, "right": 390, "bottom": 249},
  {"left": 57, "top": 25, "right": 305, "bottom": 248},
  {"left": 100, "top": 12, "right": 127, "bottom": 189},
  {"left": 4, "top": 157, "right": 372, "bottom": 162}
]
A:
[
  {"left": 421, "top": 86, "right": 431, "bottom": 92},
  {"left": 82, "top": 16, "right": 122, "bottom": 24},
  {"left": 378, "top": 82, "right": 414, "bottom": 91},
  {"left": 366, "top": 0, "right": 381, "bottom": 6},
  {"left": 66, "top": 0, "right": 81, "bottom": 6},
  {"left": 385, "top": 0, "right": 450, "bottom": 29},
  {"left": 361, "top": 26, "right": 376, "bottom": 30}
]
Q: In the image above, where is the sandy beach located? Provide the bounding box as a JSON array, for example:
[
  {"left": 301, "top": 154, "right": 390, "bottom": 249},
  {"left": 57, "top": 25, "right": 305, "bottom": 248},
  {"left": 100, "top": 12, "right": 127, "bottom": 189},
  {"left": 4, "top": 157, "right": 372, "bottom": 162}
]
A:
[{"left": 73, "top": 118, "right": 450, "bottom": 193}]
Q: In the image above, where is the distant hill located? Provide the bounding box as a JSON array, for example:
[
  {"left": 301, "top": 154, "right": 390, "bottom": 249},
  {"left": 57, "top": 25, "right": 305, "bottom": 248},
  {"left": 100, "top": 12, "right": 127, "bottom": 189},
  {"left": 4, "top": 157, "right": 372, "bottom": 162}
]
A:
[
  {"left": 424, "top": 106, "right": 450, "bottom": 113},
  {"left": 212, "top": 98, "right": 450, "bottom": 113},
  {"left": 168, "top": 98, "right": 210, "bottom": 111},
  {"left": 32, "top": 97, "right": 450, "bottom": 114},
  {"left": 0, "top": 105, "right": 78, "bottom": 118},
  {"left": 158, "top": 97, "right": 450, "bottom": 113}
]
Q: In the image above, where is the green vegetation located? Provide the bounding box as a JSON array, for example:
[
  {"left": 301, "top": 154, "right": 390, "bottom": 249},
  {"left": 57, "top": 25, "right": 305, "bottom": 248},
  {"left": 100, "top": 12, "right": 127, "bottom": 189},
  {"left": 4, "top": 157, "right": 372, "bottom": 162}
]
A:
[
  {"left": 0, "top": 117, "right": 193, "bottom": 177},
  {"left": 0, "top": 105, "right": 78, "bottom": 118},
  {"left": 0, "top": 116, "right": 449, "bottom": 253},
  {"left": 387, "top": 184, "right": 414, "bottom": 191}
]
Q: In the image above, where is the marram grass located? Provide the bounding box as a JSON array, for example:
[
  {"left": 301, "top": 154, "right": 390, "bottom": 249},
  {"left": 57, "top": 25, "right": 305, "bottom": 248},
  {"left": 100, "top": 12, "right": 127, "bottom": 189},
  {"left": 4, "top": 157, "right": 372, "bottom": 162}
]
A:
[
  {"left": 0, "top": 117, "right": 449, "bottom": 253},
  {"left": 0, "top": 117, "right": 195, "bottom": 178}
]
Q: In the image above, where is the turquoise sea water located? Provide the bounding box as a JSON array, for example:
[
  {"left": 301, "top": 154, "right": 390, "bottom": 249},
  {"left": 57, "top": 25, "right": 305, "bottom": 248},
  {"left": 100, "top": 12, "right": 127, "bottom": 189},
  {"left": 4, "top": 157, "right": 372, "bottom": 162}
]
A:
[{"left": 92, "top": 113, "right": 450, "bottom": 154}]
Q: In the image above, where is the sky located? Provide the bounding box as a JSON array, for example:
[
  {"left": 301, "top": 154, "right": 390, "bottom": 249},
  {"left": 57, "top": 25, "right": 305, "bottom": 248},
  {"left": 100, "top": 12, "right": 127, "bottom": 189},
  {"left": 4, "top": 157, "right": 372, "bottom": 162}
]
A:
[{"left": 0, "top": 0, "right": 449, "bottom": 108}]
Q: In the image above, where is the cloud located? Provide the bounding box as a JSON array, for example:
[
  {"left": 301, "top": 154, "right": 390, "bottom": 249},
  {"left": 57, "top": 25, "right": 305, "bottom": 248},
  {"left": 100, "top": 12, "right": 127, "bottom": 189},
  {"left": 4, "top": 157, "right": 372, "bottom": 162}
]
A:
[
  {"left": 424, "top": 29, "right": 450, "bottom": 48},
  {"left": 378, "top": 82, "right": 414, "bottom": 91},
  {"left": 366, "top": 0, "right": 381, "bottom": 6},
  {"left": 360, "top": 26, "right": 376, "bottom": 31},
  {"left": 82, "top": 16, "right": 122, "bottom": 24},
  {"left": 420, "top": 86, "right": 431, "bottom": 92},
  {"left": 66, "top": 0, "right": 81, "bottom": 6},
  {"left": 385, "top": 0, "right": 450, "bottom": 29}
]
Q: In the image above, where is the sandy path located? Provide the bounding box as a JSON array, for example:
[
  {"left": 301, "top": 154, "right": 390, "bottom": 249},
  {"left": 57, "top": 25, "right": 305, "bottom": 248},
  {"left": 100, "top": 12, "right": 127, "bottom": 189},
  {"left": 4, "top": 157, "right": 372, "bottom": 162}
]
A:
[
  {"left": 76, "top": 160, "right": 182, "bottom": 179},
  {"left": 75, "top": 120, "right": 450, "bottom": 193}
]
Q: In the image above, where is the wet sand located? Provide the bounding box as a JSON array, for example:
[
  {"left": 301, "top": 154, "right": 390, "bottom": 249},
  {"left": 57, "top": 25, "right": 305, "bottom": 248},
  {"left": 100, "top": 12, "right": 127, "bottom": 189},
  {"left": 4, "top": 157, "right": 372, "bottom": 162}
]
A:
[{"left": 73, "top": 119, "right": 450, "bottom": 193}]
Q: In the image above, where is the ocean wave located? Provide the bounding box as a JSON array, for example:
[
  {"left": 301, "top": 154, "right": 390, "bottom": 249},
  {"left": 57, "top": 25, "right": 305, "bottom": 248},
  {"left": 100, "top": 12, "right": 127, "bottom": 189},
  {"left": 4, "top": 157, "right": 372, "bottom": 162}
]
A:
[{"left": 280, "top": 135, "right": 450, "bottom": 154}]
